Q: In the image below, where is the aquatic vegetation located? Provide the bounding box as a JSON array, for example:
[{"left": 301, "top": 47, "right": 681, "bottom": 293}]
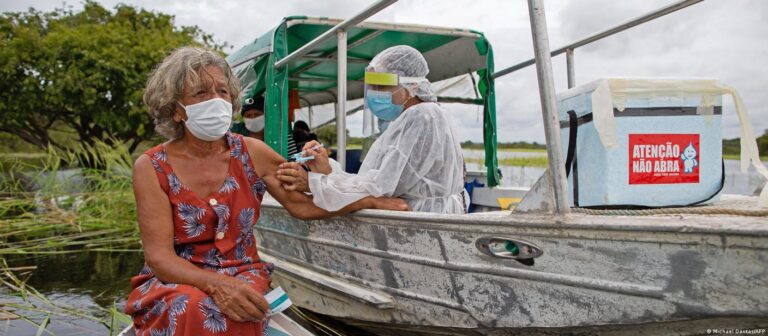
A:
[
  {"left": 0, "top": 140, "right": 141, "bottom": 255},
  {"left": 0, "top": 138, "right": 142, "bottom": 335}
]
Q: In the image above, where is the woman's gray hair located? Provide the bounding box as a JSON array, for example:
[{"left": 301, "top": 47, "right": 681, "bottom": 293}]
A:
[{"left": 144, "top": 46, "right": 242, "bottom": 139}]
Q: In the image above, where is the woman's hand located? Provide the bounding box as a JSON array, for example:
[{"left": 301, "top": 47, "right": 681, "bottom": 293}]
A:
[
  {"left": 300, "top": 140, "right": 332, "bottom": 174},
  {"left": 276, "top": 162, "right": 309, "bottom": 193},
  {"left": 204, "top": 275, "right": 270, "bottom": 322},
  {"left": 372, "top": 197, "right": 411, "bottom": 211}
]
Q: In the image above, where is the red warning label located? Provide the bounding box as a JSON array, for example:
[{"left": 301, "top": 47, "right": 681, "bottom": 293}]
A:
[{"left": 629, "top": 134, "right": 700, "bottom": 184}]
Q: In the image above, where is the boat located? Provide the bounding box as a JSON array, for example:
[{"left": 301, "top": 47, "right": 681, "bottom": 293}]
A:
[
  {"left": 256, "top": 194, "right": 767, "bottom": 335},
  {"left": 225, "top": 0, "right": 768, "bottom": 334}
]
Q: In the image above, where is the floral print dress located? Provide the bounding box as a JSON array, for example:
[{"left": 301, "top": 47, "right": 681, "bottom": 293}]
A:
[{"left": 125, "top": 132, "right": 272, "bottom": 335}]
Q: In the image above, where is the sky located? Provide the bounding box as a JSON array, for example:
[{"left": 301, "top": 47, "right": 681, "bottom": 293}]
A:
[{"left": 2, "top": 0, "right": 767, "bottom": 143}]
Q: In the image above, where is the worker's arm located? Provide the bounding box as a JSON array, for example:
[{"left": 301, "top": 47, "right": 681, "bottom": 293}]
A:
[{"left": 244, "top": 137, "right": 410, "bottom": 219}]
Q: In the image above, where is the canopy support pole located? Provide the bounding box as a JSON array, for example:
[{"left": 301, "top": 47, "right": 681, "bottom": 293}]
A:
[
  {"left": 528, "top": 0, "right": 570, "bottom": 214},
  {"left": 336, "top": 29, "right": 348, "bottom": 169},
  {"left": 308, "top": 106, "right": 314, "bottom": 129},
  {"left": 566, "top": 48, "right": 575, "bottom": 88}
]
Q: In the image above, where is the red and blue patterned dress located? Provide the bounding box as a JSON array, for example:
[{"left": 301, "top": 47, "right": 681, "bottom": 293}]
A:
[{"left": 125, "top": 132, "right": 272, "bottom": 335}]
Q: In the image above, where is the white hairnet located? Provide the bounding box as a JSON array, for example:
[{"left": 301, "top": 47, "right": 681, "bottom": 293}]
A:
[
  {"left": 366, "top": 45, "right": 437, "bottom": 102},
  {"left": 308, "top": 102, "right": 468, "bottom": 213}
]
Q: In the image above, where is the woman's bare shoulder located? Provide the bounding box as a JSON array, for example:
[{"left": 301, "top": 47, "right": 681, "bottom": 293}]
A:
[
  {"left": 243, "top": 137, "right": 281, "bottom": 160},
  {"left": 242, "top": 136, "right": 284, "bottom": 175},
  {"left": 133, "top": 152, "right": 153, "bottom": 174},
  {"left": 132, "top": 151, "right": 164, "bottom": 193}
]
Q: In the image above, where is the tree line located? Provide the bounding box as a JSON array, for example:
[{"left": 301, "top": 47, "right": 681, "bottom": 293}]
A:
[{"left": 0, "top": 1, "right": 223, "bottom": 153}]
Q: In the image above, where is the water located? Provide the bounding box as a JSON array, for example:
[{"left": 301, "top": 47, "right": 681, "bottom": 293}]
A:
[{"left": 1, "top": 252, "right": 143, "bottom": 335}]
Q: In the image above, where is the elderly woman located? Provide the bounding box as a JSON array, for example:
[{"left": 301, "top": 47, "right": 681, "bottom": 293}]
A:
[
  {"left": 277, "top": 45, "right": 468, "bottom": 214},
  {"left": 125, "top": 47, "right": 409, "bottom": 335}
]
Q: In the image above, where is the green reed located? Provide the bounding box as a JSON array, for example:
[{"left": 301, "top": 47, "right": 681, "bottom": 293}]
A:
[{"left": 0, "top": 140, "right": 141, "bottom": 255}]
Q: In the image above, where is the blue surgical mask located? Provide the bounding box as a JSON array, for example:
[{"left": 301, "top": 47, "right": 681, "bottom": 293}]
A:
[{"left": 365, "top": 89, "right": 404, "bottom": 121}]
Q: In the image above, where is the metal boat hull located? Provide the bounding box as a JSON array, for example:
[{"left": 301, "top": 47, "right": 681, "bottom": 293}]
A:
[{"left": 255, "top": 196, "right": 768, "bottom": 335}]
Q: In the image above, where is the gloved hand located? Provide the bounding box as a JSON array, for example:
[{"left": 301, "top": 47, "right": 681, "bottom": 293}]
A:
[{"left": 300, "top": 140, "right": 332, "bottom": 175}]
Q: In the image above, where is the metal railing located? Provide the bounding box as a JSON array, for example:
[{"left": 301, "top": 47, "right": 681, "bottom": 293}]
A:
[
  {"left": 496, "top": 0, "right": 703, "bottom": 88},
  {"left": 274, "top": 0, "right": 398, "bottom": 167},
  {"left": 336, "top": 29, "right": 348, "bottom": 166},
  {"left": 274, "top": 0, "right": 397, "bottom": 69},
  {"left": 520, "top": 0, "right": 704, "bottom": 214},
  {"left": 526, "top": 0, "right": 570, "bottom": 213}
]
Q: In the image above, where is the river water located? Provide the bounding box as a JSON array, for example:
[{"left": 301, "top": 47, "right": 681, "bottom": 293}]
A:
[{"left": 1, "top": 252, "right": 143, "bottom": 335}]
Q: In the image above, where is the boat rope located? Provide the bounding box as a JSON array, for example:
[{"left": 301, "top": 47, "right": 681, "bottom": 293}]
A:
[{"left": 571, "top": 207, "right": 768, "bottom": 217}]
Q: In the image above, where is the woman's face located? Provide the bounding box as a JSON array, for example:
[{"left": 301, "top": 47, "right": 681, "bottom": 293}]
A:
[{"left": 175, "top": 65, "right": 232, "bottom": 122}]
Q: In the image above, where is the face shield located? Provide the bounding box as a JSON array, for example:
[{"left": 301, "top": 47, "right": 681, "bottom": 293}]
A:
[{"left": 362, "top": 71, "right": 426, "bottom": 136}]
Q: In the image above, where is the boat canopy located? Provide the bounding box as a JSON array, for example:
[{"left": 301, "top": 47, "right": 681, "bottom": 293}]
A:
[{"left": 227, "top": 16, "right": 500, "bottom": 186}]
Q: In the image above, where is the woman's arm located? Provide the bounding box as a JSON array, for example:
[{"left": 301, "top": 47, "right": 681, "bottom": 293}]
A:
[
  {"left": 244, "top": 137, "right": 409, "bottom": 219},
  {"left": 132, "top": 155, "right": 268, "bottom": 322}
]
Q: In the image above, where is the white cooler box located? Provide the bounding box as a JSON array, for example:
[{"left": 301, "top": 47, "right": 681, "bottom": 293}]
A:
[{"left": 557, "top": 78, "right": 727, "bottom": 208}]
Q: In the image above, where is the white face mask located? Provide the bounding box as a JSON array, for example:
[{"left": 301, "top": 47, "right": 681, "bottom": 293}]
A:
[
  {"left": 179, "top": 98, "right": 233, "bottom": 141},
  {"left": 244, "top": 115, "right": 265, "bottom": 133}
]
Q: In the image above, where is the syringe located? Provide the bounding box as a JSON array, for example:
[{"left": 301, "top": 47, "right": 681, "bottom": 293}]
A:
[{"left": 291, "top": 143, "right": 324, "bottom": 163}]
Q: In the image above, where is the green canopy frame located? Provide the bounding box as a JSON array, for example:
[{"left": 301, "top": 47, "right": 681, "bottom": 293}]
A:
[{"left": 227, "top": 16, "right": 501, "bottom": 187}]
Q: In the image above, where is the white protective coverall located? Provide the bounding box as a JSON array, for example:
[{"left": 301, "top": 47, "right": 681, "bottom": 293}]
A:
[{"left": 308, "top": 101, "right": 467, "bottom": 213}]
